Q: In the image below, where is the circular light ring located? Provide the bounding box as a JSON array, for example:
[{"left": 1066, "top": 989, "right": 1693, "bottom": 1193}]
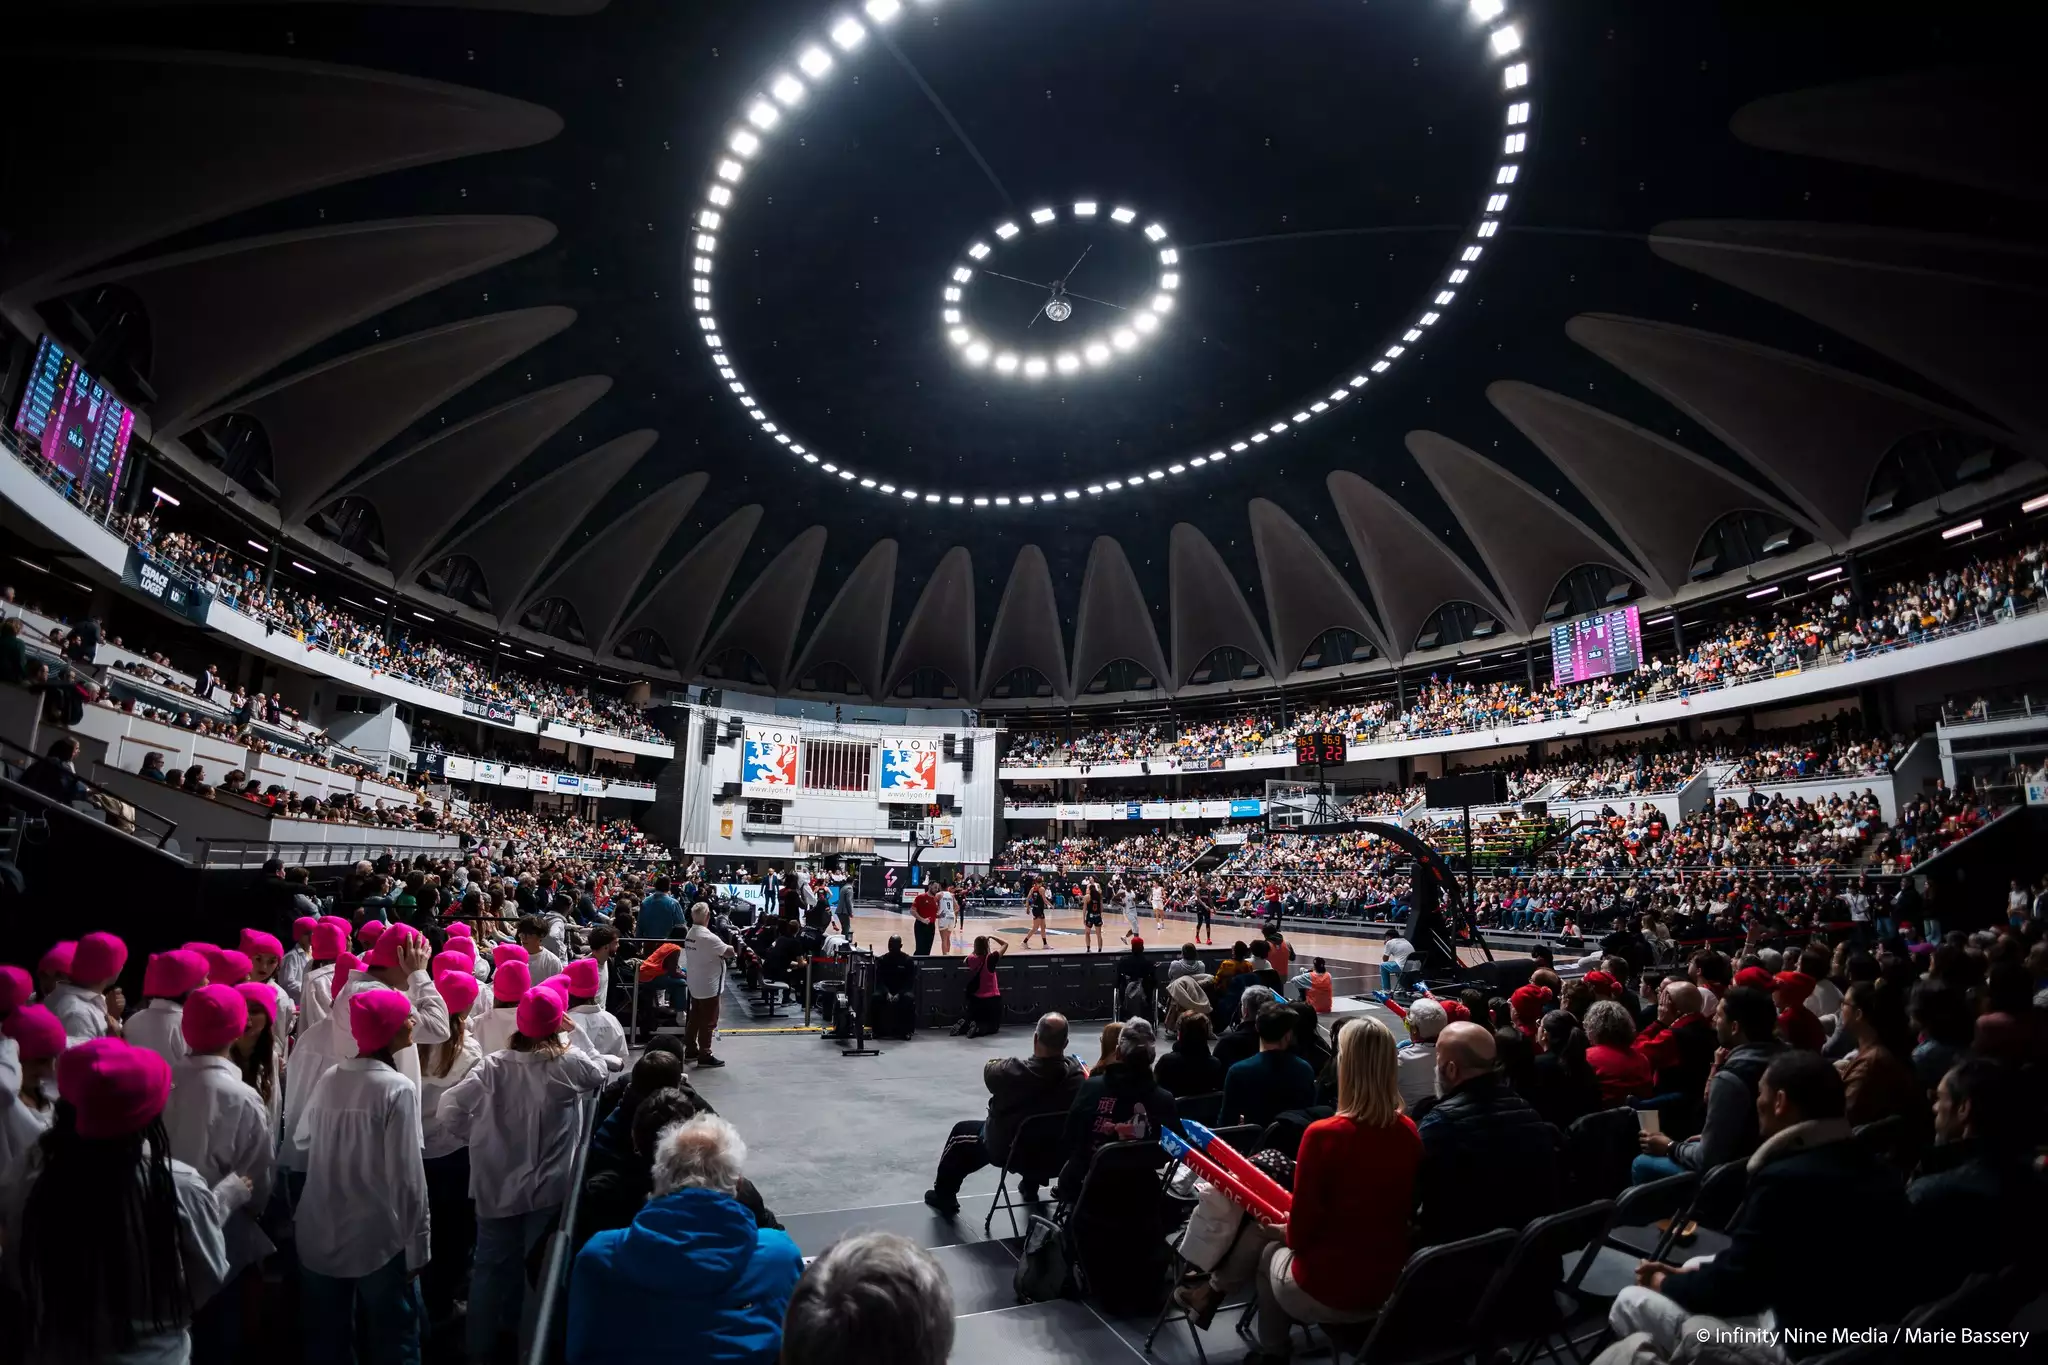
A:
[
  {"left": 944, "top": 202, "right": 1177, "bottom": 380},
  {"left": 691, "top": 0, "right": 1534, "bottom": 508}
]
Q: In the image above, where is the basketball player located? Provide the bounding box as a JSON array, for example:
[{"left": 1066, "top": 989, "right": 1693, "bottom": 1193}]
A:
[
  {"left": 1119, "top": 881, "right": 1141, "bottom": 943},
  {"left": 1022, "top": 878, "right": 1050, "bottom": 949},
  {"left": 1083, "top": 877, "right": 1106, "bottom": 953},
  {"left": 1150, "top": 879, "right": 1167, "bottom": 933}
]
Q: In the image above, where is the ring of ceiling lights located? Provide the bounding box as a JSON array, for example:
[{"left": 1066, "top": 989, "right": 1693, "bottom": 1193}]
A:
[
  {"left": 943, "top": 202, "right": 1179, "bottom": 380},
  {"left": 689, "top": 0, "right": 1534, "bottom": 510}
]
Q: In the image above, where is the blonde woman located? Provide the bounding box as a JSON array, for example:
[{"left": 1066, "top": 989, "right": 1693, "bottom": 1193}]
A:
[{"left": 1248, "top": 1017, "right": 1421, "bottom": 1362}]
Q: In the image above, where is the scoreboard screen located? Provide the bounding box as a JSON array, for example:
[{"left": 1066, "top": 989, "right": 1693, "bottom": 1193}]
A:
[
  {"left": 10, "top": 335, "right": 135, "bottom": 508},
  {"left": 1294, "top": 731, "right": 1348, "bottom": 766},
  {"left": 1551, "top": 605, "right": 1643, "bottom": 687}
]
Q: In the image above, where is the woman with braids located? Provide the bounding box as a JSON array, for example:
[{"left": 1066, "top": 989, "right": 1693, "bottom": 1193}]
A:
[{"left": 1, "top": 1037, "right": 234, "bottom": 1363}]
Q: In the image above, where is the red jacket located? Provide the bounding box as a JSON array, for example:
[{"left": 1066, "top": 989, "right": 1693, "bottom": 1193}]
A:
[
  {"left": 1779, "top": 1005, "right": 1825, "bottom": 1052},
  {"left": 1586, "top": 1044, "right": 1656, "bottom": 1104},
  {"left": 1287, "top": 1114, "right": 1421, "bottom": 1311}
]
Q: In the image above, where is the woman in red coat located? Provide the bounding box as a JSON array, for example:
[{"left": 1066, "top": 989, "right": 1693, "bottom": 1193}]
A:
[{"left": 1582, "top": 1000, "right": 1655, "bottom": 1104}]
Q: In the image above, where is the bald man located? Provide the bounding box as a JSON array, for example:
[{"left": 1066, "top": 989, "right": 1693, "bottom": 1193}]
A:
[{"left": 1413, "top": 1022, "right": 1562, "bottom": 1246}]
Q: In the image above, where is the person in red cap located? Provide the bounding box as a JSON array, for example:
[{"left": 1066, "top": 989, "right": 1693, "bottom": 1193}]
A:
[
  {"left": 46, "top": 930, "right": 128, "bottom": 1044},
  {"left": 165, "top": 985, "right": 275, "bottom": 1356},
  {"left": 0, "top": 964, "right": 30, "bottom": 1099},
  {"left": 564, "top": 958, "right": 627, "bottom": 1072},
  {"left": 208, "top": 948, "right": 254, "bottom": 988},
  {"left": 441, "top": 984, "right": 607, "bottom": 1361},
  {"left": 0, "top": 1004, "right": 65, "bottom": 1171},
  {"left": 1508, "top": 983, "right": 1554, "bottom": 1039},
  {"left": 294, "top": 988, "right": 430, "bottom": 1363},
  {"left": 128, "top": 949, "right": 212, "bottom": 1070},
  {"left": 1773, "top": 970, "right": 1825, "bottom": 1051},
  {"left": 6, "top": 1038, "right": 233, "bottom": 1362}
]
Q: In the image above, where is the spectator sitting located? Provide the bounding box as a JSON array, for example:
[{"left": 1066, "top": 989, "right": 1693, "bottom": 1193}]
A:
[
  {"left": 923, "top": 1012, "right": 1084, "bottom": 1216},
  {"left": 1908, "top": 1058, "right": 2042, "bottom": 1296},
  {"left": 1584, "top": 1000, "right": 1657, "bottom": 1104},
  {"left": 1631, "top": 980, "right": 1716, "bottom": 1116},
  {"left": 1772, "top": 970, "right": 1825, "bottom": 1051},
  {"left": 1633, "top": 986, "right": 1784, "bottom": 1183},
  {"left": 1057, "top": 1017, "right": 1180, "bottom": 1197},
  {"left": 1114, "top": 938, "right": 1157, "bottom": 1018},
  {"left": 1092, "top": 1022, "right": 1124, "bottom": 1074},
  {"left": 568, "top": 1114, "right": 802, "bottom": 1365},
  {"left": 1834, "top": 979, "right": 1929, "bottom": 1150},
  {"left": 1219, "top": 1003, "right": 1318, "bottom": 1128},
  {"left": 573, "top": 1087, "right": 779, "bottom": 1254},
  {"left": 1414, "top": 1022, "right": 1562, "bottom": 1246},
  {"left": 780, "top": 1231, "right": 954, "bottom": 1365},
  {"left": 1609, "top": 1051, "right": 1910, "bottom": 1361},
  {"left": 1154, "top": 1013, "right": 1225, "bottom": 1098},
  {"left": 1524, "top": 1010, "right": 1601, "bottom": 1132},
  {"left": 1162, "top": 973, "right": 1211, "bottom": 1034},
  {"left": 1213, "top": 985, "right": 1277, "bottom": 1071},
  {"left": 1394, "top": 997, "right": 1447, "bottom": 1115}
]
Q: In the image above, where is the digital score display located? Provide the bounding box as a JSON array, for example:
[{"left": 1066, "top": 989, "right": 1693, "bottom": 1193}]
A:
[
  {"left": 11, "top": 335, "right": 135, "bottom": 508},
  {"left": 1294, "top": 732, "right": 1348, "bottom": 766},
  {"left": 1551, "top": 605, "right": 1644, "bottom": 688}
]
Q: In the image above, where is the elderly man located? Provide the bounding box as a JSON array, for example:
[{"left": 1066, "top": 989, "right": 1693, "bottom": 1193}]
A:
[
  {"left": 1631, "top": 978, "right": 1716, "bottom": 1108},
  {"left": 1394, "top": 997, "right": 1447, "bottom": 1114},
  {"left": 682, "top": 902, "right": 736, "bottom": 1068},
  {"left": 1632, "top": 986, "right": 1783, "bottom": 1184},
  {"left": 781, "top": 1231, "right": 955, "bottom": 1365},
  {"left": 924, "top": 1012, "right": 1085, "bottom": 1216},
  {"left": 569, "top": 1114, "right": 801, "bottom": 1365},
  {"left": 1414, "top": 1022, "right": 1561, "bottom": 1246},
  {"left": 1212, "top": 984, "right": 1278, "bottom": 1070}
]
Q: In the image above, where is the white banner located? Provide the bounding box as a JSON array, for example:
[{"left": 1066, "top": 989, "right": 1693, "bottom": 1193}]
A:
[
  {"left": 877, "top": 733, "right": 941, "bottom": 802},
  {"left": 1055, "top": 803, "right": 1086, "bottom": 820},
  {"left": 742, "top": 724, "right": 801, "bottom": 794}
]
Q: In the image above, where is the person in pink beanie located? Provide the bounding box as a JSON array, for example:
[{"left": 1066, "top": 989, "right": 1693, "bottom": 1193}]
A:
[
  {"left": 208, "top": 948, "right": 254, "bottom": 988},
  {"left": 233, "top": 981, "right": 284, "bottom": 1143},
  {"left": 6, "top": 1038, "right": 235, "bottom": 1363},
  {"left": 492, "top": 941, "right": 531, "bottom": 970},
  {"left": 441, "top": 984, "right": 606, "bottom": 1360},
  {"left": 47, "top": 930, "right": 128, "bottom": 1044},
  {"left": 0, "top": 964, "right": 35, "bottom": 1099},
  {"left": 34, "top": 940, "right": 75, "bottom": 998},
  {"left": 293, "top": 988, "right": 429, "bottom": 1363},
  {"left": 420, "top": 970, "right": 485, "bottom": 1321},
  {"left": 358, "top": 920, "right": 388, "bottom": 951},
  {"left": 476, "top": 959, "right": 532, "bottom": 1057},
  {"left": 0, "top": 1004, "right": 66, "bottom": 1171},
  {"left": 564, "top": 957, "right": 628, "bottom": 1072},
  {"left": 240, "top": 928, "right": 297, "bottom": 1042},
  {"left": 165, "top": 984, "right": 275, "bottom": 1344},
  {"left": 128, "top": 949, "right": 212, "bottom": 1070},
  {"left": 281, "top": 915, "right": 318, "bottom": 1007},
  {"left": 300, "top": 919, "right": 350, "bottom": 1037}
]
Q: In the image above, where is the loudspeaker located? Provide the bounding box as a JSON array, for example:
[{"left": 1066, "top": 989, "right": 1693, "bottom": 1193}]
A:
[
  {"left": 960, "top": 740, "right": 974, "bottom": 776},
  {"left": 943, "top": 733, "right": 956, "bottom": 759},
  {"left": 1455, "top": 959, "right": 1540, "bottom": 993},
  {"left": 1425, "top": 772, "right": 1509, "bottom": 808},
  {"left": 701, "top": 688, "right": 723, "bottom": 708},
  {"left": 699, "top": 724, "right": 719, "bottom": 759},
  {"left": 724, "top": 716, "right": 744, "bottom": 742},
  {"left": 718, "top": 781, "right": 742, "bottom": 801}
]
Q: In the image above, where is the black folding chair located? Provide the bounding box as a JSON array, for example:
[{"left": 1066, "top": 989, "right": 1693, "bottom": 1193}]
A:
[
  {"left": 1852, "top": 1113, "right": 1910, "bottom": 1171},
  {"left": 1595, "top": 1171, "right": 1699, "bottom": 1263},
  {"left": 1068, "top": 1140, "right": 1179, "bottom": 1316},
  {"left": 1470, "top": 1200, "right": 1617, "bottom": 1365},
  {"left": 986, "top": 1110, "right": 1067, "bottom": 1237},
  {"left": 1176, "top": 1091, "right": 1225, "bottom": 1126},
  {"left": 1354, "top": 1229, "right": 1519, "bottom": 1365},
  {"left": 1208, "top": 1123, "right": 1262, "bottom": 1153},
  {"left": 1563, "top": 1107, "right": 1641, "bottom": 1201}
]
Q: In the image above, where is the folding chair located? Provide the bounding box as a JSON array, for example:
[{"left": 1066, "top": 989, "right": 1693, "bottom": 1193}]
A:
[
  {"left": 1068, "top": 1140, "right": 1179, "bottom": 1317},
  {"left": 1353, "top": 1229, "right": 1518, "bottom": 1365},
  {"left": 986, "top": 1111, "right": 1067, "bottom": 1237},
  {"left": 1470, "top": 1200, "right": 1617, "bottom": 1365},
  {"left": 1668, "top": 1158, "right": 1747, "bottom": 1262},
  {"left": 1176, "top": 1091, "right": 1224, "bottom": 1126},
  {"left": 1563, "top": 1107, "right": 1641, "bottom": 1202},
  {"left": 1208, "top": 1123, "right": 1262, "bottom": 1153},
  {"left": 1852, "top": 1113, "right": 1910, "bottom": 1171},
  {"left": 1595, "top": 1171, "right": 1699, "bottom": 1264}
]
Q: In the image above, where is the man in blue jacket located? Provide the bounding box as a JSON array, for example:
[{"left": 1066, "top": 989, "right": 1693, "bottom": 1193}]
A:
[
  {"left": 638, "top": 877, "right": 685, "bottom": 942},
  {"left": 570, "top": 1113, "right": 801, "bottom": 1365}
]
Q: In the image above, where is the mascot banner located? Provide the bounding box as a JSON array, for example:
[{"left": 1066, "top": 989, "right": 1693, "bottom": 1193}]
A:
[
  {"left": 742, "top": 725, "right": 801, "bottom": 794},
  {"left": 877, "top": 734, "right": 941, "bottom": 802}
]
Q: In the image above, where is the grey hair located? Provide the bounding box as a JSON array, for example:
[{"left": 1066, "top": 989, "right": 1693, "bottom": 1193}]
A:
[
  {"left": 1583, "top": 999, "right": 1638, "bottom": 1048},
  {"left": 1238, "top": 985, "right": 1277, "bottom": 1022},
  {"left": 1406, "top": 997, "right": 1448, "bottom": 1041},
  {"left": 1115, "top": 1016, "right": 1158, "bottom": 1065},
  {"left": 650, "top": 1113, "right": 746, "bottom": 1198},
  {"left": 781, "top": 1231, "right": 954, "bottom": 1365},
  {"left": 690, "top": 901, "right": 711, "bottom": 925}
]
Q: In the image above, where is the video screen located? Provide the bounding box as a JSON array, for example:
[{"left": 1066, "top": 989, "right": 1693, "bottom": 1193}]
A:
[
  {"left": 11, "top": 335, "right": 135, "bottom": 508},
  {"left": 1550, "top": 605, "right": 1643, "bottom": 688}
]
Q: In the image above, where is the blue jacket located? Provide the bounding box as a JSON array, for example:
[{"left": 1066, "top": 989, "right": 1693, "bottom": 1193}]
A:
[
  {"left": 569, "top": 1188, "right": 803, "bottom": 1365},
  {"left": 638, "top": 893, "right": 685, "bottom": 942}
]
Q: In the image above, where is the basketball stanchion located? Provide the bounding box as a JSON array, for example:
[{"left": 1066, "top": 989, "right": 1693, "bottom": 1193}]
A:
[{"left": 839, "top": 949, "right": 881, "bottom": 1058}]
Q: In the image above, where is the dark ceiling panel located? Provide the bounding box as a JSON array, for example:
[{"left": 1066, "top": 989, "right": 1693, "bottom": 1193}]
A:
[
  {"left": 1169, "top": 522, "right": 1276, "bottom": 686},
  {"left": 980, "top": 546, "right": 1066, "bottom": 703},
  {"left": 1070, "top": 537, "right": 1170, "bottom": 700},
  {"left": 697, "top": 527, "right": 827, "bottom": 690},
  {"left": 0, "top": 48, "right": 561, "bottom": 300},
  {"left": 67, "top": 216, "right": 557, "bottom": 433},
  {"left": 884, "top": 546, "right": 976, "bottom": 701},
  {"left": 333, "top": 374, "right": 611, "bottom": 581},
  {"left": 1650, "top": 222, "right": 2048, "bottom": 456},
  {"left": 791, "top": 540, "right": 898, "bottom": 700},
  {"left": 523, "top": 473, "right": 706, "bottom": 648},
  {"left": 1248, "top": 497, "right": 1390, "bottom": 674},
  {"left": 209, "top": 307, "right": 576, "bottom": 523},
  {"left": 80, "top": 1, "right": 608, "bottom": 12},
  {"left": 1327, "top": 470, "right": 1513, "bottom": 660},
  {"left": 618, "top": 505, "right": 763, "bottom": 672},
  {"left": 1730, "top": 67, "right": 2041, "bottom": 203}
]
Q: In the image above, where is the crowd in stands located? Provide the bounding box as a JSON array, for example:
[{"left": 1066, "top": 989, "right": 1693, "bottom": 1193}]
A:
[{"left": 993, "top": 832, "right": 1211, "bottom": 875}]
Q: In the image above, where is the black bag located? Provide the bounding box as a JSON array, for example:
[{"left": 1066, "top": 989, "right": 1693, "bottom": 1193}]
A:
[{"left": 1014, "top": 1213, "right": 1076, "bottom": 1303}]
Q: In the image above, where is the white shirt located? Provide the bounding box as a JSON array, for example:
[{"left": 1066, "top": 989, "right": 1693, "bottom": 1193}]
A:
[
  {"left": 937, "top": 890, "right": 959, "bottom": 925},
  {"left": 255, "top": 979, "right": 296, "bottom": 1043},
  {"left": 44, "top": 982, "right": 108, "bottom": 1044},
  {"left": 126, "top": 1000, "right": 190, "bottom": 1071},
  {"left": 682, "top": 925, "right": 733, "bottom": 1000},
  {"left": 280, "top": 974, "right": 450, "bottom": 1170},
  {"left": 0, "top": 1036, "right": 17, "bottom": 1098},
  {"left": 527, "top": 946, "right": 566, "bottom": 985},
  {"left": 0, "top": 1091, "right": 52, "bottom": 1177},
  {"left": 299, "top": 963, "right": 336, "bottom": 1036},
  {"left": 474, "top": 1006, "right": 522, "bottom": 1058},
  {"left": 1383, "top": 937, "right": 1415, "bottom": 967},
  {"left": 164, "top": 1056, "right": 276, "bottom": 1277},
  {"left": 279, "top": 946, "right": 309, "bottom": 1005},
  {"left": 439, "top": 1047, "right": 605, "bottom": 1219},
  {"left": 292, "top": 1059, "right": 430, "bottom": 1278},
  {"left": 421, "top": 1033, "right": 484, "bottom": 1160},
  {"left": 567, "top": 1004, "right": 627, "bottom": 1072},
  {"left": 1395, "top": 1039, "right": 1437, "bottom": 1112}
]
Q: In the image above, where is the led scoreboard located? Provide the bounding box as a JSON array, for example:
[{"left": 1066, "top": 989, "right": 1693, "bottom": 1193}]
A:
[
  {"left": 1295, "top": 732, "right": 1348, "bottom": 766},
  {"left": 10, "top": 335, "right": 135, "bottom": 508},
  {"left": 1550, "top": 605, "right": 1643, "bottom": 688}
]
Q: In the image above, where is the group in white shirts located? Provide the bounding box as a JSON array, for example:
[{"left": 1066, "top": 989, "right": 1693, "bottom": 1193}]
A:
[{"left": 0, "top": 910, "right": 630, "bottom": 1364}]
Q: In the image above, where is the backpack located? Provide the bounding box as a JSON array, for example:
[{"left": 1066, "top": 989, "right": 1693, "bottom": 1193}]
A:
[{"left": 1014, "top": 1213, "right": 1077, "bottom": 1303}]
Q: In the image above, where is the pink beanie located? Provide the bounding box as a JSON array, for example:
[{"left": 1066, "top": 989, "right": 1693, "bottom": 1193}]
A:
[
  {"left": 492, "top": 960, "right": 531, "bottom": 1005},
  {"left": 240, "top": 929, "right": 284, "bottom": 961},
  {"left": 332, "top": 952, "right": 364, "bottom": 1002},
  {"left": 71, "top": 932, "right": 128, "bottom": 985},
  {"left": 431, "top": 950, "right": 469, "bottom": 978},
  {"left": 435, "top": 970, "right": 481, "bottom": 1016},
  {"left": 181, "top": 985, "right": 250, "bottom": 1053},
  {"left": 0, "top": 965, "right": 30, "bottom": 1014},
  {"left": 310, "top": 922, "right": 348, "bottom": 962},
  {"left": 40, "top": 942, "right": 76, "bottom": 978},
  {"left": 348, "top": 988, "right": 413, "bottom": 1055},
  {"left": 320, "top": 914, "right": 352, "bottom": 935},
  {"left": 446, "top": 921, "right": 474, "bottom": 939},
  {"left": 537, "top": 975, "right": 572, "bottom": 1008},
  {"left": 142, "top": 950, "right": 209, "bottom": 999},
  {"left": 445, "top": 938, "right": 478, "bottom": 966},
  {"left": 365, "top": 925, "right": 418, "bottom": 972},
  {"left": 564, "top": 958, "right": 603, "bottom": 999},
  {"left": 209, "top": 949, "right": 253, "bottom": 986},
  {"left": 491, "top": 943, "right": 530, "bottom": 969},
  {"left": 3, "top": 1003, "right": 65, "bottom": 1060},
  {"left": 58, "top": 1039, "right": 172, "bottom": 1139},
  {"left": 515, "top": 985, "right": 566, "bottom": 1039},
  {"left": 357, "top": 921, "right": 387, "bottom": 948},
  {"left": 235, "top": 982, "right": 279, "bottom": 1024},
  {"left": 292, "top": 916, "right": 318, "bottom": 944}
]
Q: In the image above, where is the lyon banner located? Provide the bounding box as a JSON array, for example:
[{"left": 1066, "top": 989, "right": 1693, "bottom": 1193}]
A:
[
  {"left": 743, "top": 725, "right": 801, "bottom": 793},
  {"left": 878, "top": 734, "right": 940, "bottom": 802}
]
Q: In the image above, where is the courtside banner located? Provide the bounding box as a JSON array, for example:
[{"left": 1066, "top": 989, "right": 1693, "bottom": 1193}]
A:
[
  {"left": 877, "top": 733, "right": 940, "bottom": 802},
  {"left": 743, "top": 724, "right": 800, "bottom": 794}
]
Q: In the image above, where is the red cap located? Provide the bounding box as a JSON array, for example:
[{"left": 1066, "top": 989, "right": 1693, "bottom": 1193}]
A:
[
  {"left": 310, "top": 922, "right": 348, "bottom": 962},
  {"left": 0, "top": 965, "right": 30, "bottom": 1014},
  {"left": 446, "top": 922, "right": 474, "bottom": 939},
  {"left": 365, "top": 925, "right": 418, "bottom": 972},
  {"left": 332, "top": 952, "right": 365, "bottom": 1003},
  {"left": 1734, "top": 966, "right": 1777, "bottom": 992},
  {"left": 57, "top": 1038, "right": 172, "bottom": 1139},
  {"left": 492, "top": 943, "right": 530, "bottom": 969},
  {"left": 3, "top": 1003, "right": 65, "bottom": 1061},
  {"left": 292, "top": 916, "right": 318, "bottom": 944},
  {"left": 39, "top": 941, "right": 76, "bottom": 978},
  {"left": 209, "top": 949, "right": 253, "bottom": 986},
  {"left": 1439, "top": 1000, "right": 1472, "bottom": 1022},
  {"left": 1774, "top": 970, "right": 1816, "bottom": 999},
  {"left": 357, "top": 921, "right": 387, "bottom": 948},
  {"left": 435, "top": 970, "right": 481, "bottom": 1016},
  {"left": 1584, "top": 970, "right": 1618, "bottom": 991},
  {"left": 235, "top": 982, "right": 279, "bottom": 1024}
]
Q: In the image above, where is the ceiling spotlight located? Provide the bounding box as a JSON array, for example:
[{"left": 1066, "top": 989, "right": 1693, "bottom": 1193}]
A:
[
  {"left": 1110, "top": 207, "right": 1137, "bottom": 223},
  {"left": 995, "top": 222, "right": 1019, "bottom": 239},
  {"left": 1470, "top": 0, "right": 1505, "bottom": 20},
  {"left": 769, "top": 72, "right": 806, "bottom": 105},
  {"left": 1505, "top": 132, "right": 1526, "bottom": 154},
  {"left": 1421, "top": 311, "right": 1441, "bottom": 324},
  {"left": 1490, "top": 26, "right": 1521, "bottom": 55},
  {"left": 708, "top": 185, "right": 732, "bottom": 206},
  {"left": 1112, "top": 329, "right": 1137, "bottom": 350},
  {"left": 717, "top": 159, "right": 743, "bottom": 182},
  {"left": 1044, "top": 298, "right": 1072, "bottom": 322},
  {"left": 968, "top": 242, "right": 990, "bottom": 259},
  {"left": 965, "top": 342, "right": 990, "bottom": 365},
  {"left": 693, "top": 256, "right": 713, "bottom": 273},
  {"left": 952, "top": 267, "right": 973, "bottom": 282},
  {"left": 1159, "top": 248, "right": 1179, "bottom": 264},
  {"left": 995, "top": 352, "right": 1020, "bottom": 373},
  {"left": 1073, "top": 201, "right": 1098, "bottom": 216},
  {"left": 943, "top": 286, "right": 961, "bottom": 301},
  {"left": 696, "top": 234, "right": 717, "bottom": 251},
  {"left": 1270, "top": 422, "right": 1289, "bottom": 433},
  {"left": 730, "top": 129, "right": 760, "bottom": 157},
  {"left": 1161, "top": 273, "right": 1180, "bottom": 290},
  {"left": 1505, "top": 62, "right": 1528, "bottom": 88},
  {"left": 1330, "top": 389, "right": 1350, "bottom": 401},
  {"left": 1030, "top": 207, "right": 1056, "bottom": 224},
  {"left": 1210, "top": 450, "right": 1227, "bottom": 461},
  {"left": 1084, "top": 343, "right": 1111, "bottom": 365},
  {"left": 1023, "top": 357, "right": 1048, "bottom": 378},
  {"left": 1144, "top": 223, "right": 1167, "bottom": 241},
  {"left": 798, "top": 46, "right": 833, "bottom": 78},
  {"left": 699, "top": 210, "right": 722, "bottom": 229},
  {"left": 1152, "top": 294, "right": 1174, "bottom": 313},
  {"left": 747, "top": 101, "right": 780, "bottom": 130},
  {"left": 949, "top": 327, "right": 970, "bottom": 345},
  {"left": 973, "top": 497, "right": 989, "bottom": 507},
  {"left": 1147, "top": 471, "right": 1165, "bottom": 481},
  {"left": 1133, "top": 311, "right": 1159, "bottom": 333},
  {"left": 830, "top": 16, "right": 866, "bottom": 49},
  {"left": 1508, "top": 101, "right": 1531, "bottom": 124},
  {"left": 1063, "top": 490, "right": 1080, "bottom": 500},
  {"left": 1231, "top": 442, "right": 1248, "bottom": 452},
  {"left": 1055, "top": 353, "right": 1080, "bottom": 373},
  {"left": 942, "top": 309, "right": 960, "bottom": 323},
  {"left": 863, "top": 0, "right": 902, "bottom": 22}
]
